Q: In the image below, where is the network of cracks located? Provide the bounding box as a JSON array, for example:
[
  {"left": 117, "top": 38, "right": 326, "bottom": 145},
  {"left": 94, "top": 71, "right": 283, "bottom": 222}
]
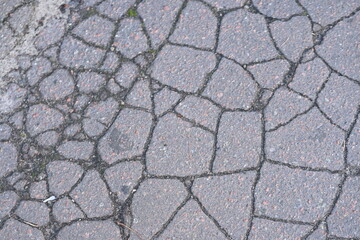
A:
[{"left": 0, "top": 0, "right": 359, "bottom": 239}]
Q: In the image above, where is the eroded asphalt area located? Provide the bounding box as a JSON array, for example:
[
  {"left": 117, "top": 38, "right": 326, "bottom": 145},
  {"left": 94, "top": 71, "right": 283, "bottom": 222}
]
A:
[{"left": 0, "top": 0, "right": 360, "bottom": 239}]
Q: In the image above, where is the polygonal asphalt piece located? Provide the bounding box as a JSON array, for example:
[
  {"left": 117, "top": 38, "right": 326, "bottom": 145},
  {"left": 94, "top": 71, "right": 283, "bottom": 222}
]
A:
[
  {"left": 348, "top": 118, "right": 360, "bottom": 166},
  {"left": 0, "top": 26, "right": 17, "bottom": 59},
  {"left": 203, "top": 58, "right": 258, "bottom": 109},
  {"left": 36, "top": 131, "right": 59, "bottom": 147},
  {"left": 316, "top": 12, "right": 360, "bottom": 81},
  {"left": 255, "top": 162, "right": 341, "bottom": 222},
  {"left": 104, "top": 161, "right": 143, "bottom": 201},
  {"left": 130, "top": 179, "right": 187, "bottom": 239},
  {"left": 253, "top": 0, "right": 302, "bottom": 19},
  {"left": 57, "top": 141, "right": 94, "bottom": 161},
  {"left": 15, "top": 201, "right": 50, "bottom": 226},
  {"left": 26, "top": 57, "right": 52, "bottom": 86},
  {"left": 72, "top": 15, "right": 115, "bottom": 46},
  {"left": 300, "top": 0, "right": 360, "bottom": 26},
  {"left": 0, "top": 142, "right": 17, "bottom": 177},
  {"left": 317, "top": 74, "right": 360, "bottom": 130},
  {"left": 0, "top": 191, "right": 18, "bottom": 218},
  {"left": 39, "top": 69, "right": 74, "bottom": 101},
  {"left": 101, "top": 52, "right": 119, "bottom": 72},
  {"left": 249, "top": 218, "right": 312, "bottom": 239},
  {"left": 0, "top": 83, "right": 27, "bottom": 114},
  {"left": 218, "top": 9, "right": 277, "bottom": 63},
  {"left": 70, "top": 170, "right": 113, "bottom": 218},
  {"left": 266, "top": 108, "right": 344, "bottom": 170},
  {"left": 107, "top": 78, "right": 122, "bottom": 94},
  {"left": 265, "top": 87, "right": 312, "bottom": 130},
  {"left": 327, "top": 176, "right": 360, "bottom": 238},
  {"left": 213, "top": 112, "right": 262, "bottom": 172},
  {"left": 97, "top": 0, "right": 135, "bottom": 19},
  {"left": 147, "top": 113, "right": 213, "bottom": 176},
  {"left": 138, "top": 0, "right": 183, "bottom": 48},
  {"left": 83, "top": 119, "right": 105, "bottom": 137},
  {"left": 270, "top": 16, "right": 313, "bottom": 62},
  {"left": 0, "top": 124, "right": 11, "bottom": 140},
  {"left": 59, "top": 36, "right": 105, "bottom": 69},
  {"left": 84, "top": 98, "right": 119, "bottom": 125},
  {"left": 306, "top": 225, "right": 327, "bottom": 240},
  {"left": 159, "top": 200, "right": 227, "bottom": 239},
  {"left": 34, "top": 18, "right": 66, "bottom": 50},
  {"left": 192, "top": 171, "right": 256, "bottom": 239},
  {"left": 115, "top": 61, "right": 139, "bottom": 88},
  {"left": 57, "top": 220, "right": 122, "bottom": 240},
  {"left": 77, "top": 71, "right": 106, "bottom": 93},
  {"left": 170, "top": 1, "right": 217, "bottom": 49},
  {"left": 203, "top": 0, "right": 247, "bottom": 9},
  {"left": 151, "top": 45, "right": 216, "bottom": 92},
  {"left": 53, "top": 197, "right": 85, "bottom": 223},
  {"left": 0, "top": 0, "right": 22, "bottom": 23},
  {"left": 113, "top": 18, "right": 149, "bottom": 58},
  {"left": 289, "top": 57, "right": 330, "bottom": 99},
  {"left": 0, "top": 219, "right": 44, "bottom": 240},
  {"left": 126, "top": 79, "right": 152, "bottom": 109},
  {"left": 29, "top": 180, "right": 47, "bottom": 199},
  {"left": 8, "top": 5, "right": 32, "bottom": 34},
  {"left": 247, "top": 59, "right": 290, "bottom": 89},
  {"left": 154, "top": 87, "right": 181, "bottom": 116},
  {"left": 9, "top": 111, "right": 24, "bottom": 129},
  {"left": 99, "top": 108, "right": 152, "bottom": 164},
  {"left": 47, "top": 160, "right": 83, "bottom": 196},
  {"left": 26, "top": 104, "right": 64, "bottom": 136},
  {"left": 176, "top": 96, "right": 221, "bottom": 131}
]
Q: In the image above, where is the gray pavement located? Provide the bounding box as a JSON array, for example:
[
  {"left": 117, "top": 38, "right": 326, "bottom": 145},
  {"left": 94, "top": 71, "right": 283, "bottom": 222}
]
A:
[{"left": 0, "top": 0, "right": 359, "bottom": 239}]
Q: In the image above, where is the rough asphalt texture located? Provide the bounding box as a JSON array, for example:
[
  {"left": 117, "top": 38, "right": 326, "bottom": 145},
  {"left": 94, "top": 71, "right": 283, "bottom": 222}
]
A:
[{"left": 0, "top": 0, "right": 359, "bottom": 239}]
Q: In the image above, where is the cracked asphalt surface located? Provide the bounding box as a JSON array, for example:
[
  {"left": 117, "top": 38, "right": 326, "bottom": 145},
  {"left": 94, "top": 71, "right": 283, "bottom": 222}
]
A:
[{"left": 0, "top": 0, "right": 360, "bottom": 239}]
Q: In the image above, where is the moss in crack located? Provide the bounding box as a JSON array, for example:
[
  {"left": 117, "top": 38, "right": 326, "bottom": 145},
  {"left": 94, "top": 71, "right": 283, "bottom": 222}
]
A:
[{"left": 127, "top": 9, "right": 138, "bottom": 17}]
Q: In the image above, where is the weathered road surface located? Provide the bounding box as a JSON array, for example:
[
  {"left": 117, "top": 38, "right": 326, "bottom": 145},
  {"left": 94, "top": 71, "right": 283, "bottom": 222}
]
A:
[{"left": 0, "top": 0, "right": 359, "bottom": 239}]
